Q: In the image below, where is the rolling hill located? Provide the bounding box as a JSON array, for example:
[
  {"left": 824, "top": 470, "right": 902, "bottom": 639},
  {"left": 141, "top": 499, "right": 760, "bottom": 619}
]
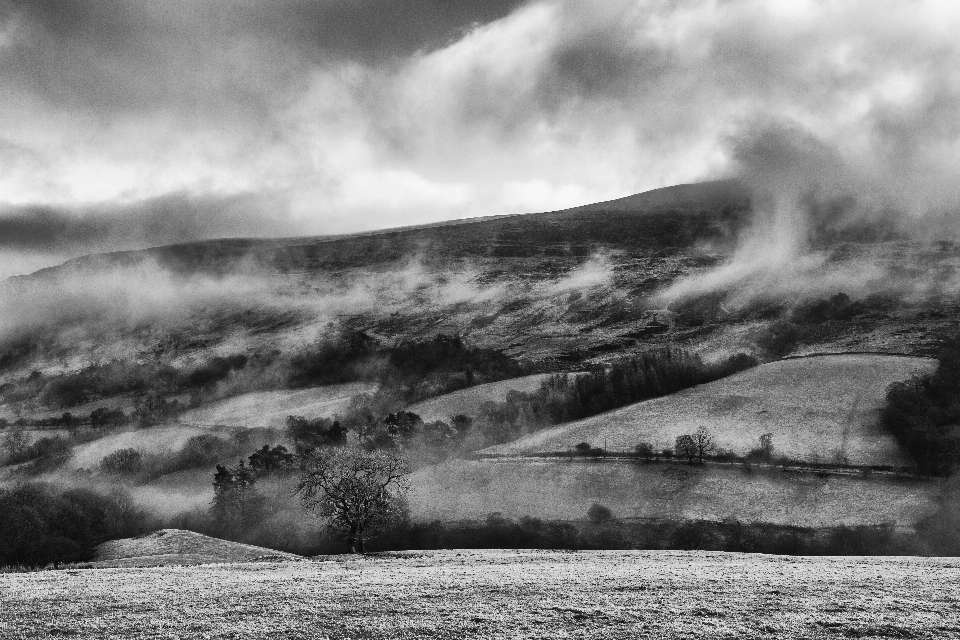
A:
[
  {"left": 179, "top": 382, "right": 378, "bottom": 429},
  {"left": 481, "top": 354, "right": 935, "bottom": 466},
  {"left": 405, "top": 373, "right": 563, "bottom": 423}
]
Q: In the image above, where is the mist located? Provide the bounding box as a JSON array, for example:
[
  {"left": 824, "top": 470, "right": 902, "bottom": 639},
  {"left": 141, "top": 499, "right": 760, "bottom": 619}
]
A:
[{"left": 6, "top": 1, "right": 960, "bottom": 278}]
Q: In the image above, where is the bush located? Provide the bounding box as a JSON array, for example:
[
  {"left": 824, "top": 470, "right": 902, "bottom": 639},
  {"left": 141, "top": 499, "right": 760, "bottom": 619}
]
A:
[
  {"left": 100, "top": 448, "right": 143, "bottom": 476},
  {"left": 878, "top": 337, "right": 960, "bottom": 475},
  {"left": 0, "top": 483, "right": 151, "bottom": 568},
  {"left": 587, "top": 503, "right": 614, "bottom": 524}
]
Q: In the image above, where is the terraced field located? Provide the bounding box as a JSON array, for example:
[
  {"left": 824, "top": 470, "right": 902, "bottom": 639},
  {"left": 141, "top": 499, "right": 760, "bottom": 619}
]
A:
[
  {"left": 3, "top": 550, "right": 960, "bottom": 639},
  {"left": 483, "top": 354, "right": 935, "bottom": 466},
  {"left": 409, "top": 458, "right": 939, "bottom": 527}
]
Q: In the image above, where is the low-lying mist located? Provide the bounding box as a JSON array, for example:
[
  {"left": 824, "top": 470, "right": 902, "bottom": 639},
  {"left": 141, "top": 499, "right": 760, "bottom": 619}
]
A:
[
  {"left": 660, "top": 122, "right": 960, "bottom": 311},
  {"left": 0, "top": 250, "right": 622, "bottom": 378}
]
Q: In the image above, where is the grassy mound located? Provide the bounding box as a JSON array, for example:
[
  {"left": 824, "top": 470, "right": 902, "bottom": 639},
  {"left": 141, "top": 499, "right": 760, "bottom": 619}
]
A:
[
  {"left": 92, "top": 529, "right": 301, "bottom": 567},
  {"left": 482, "top": 354, "right": 935, "bottom": 466}
]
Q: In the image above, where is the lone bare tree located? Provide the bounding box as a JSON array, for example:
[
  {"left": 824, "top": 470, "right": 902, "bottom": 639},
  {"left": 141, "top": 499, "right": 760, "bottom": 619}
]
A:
[{"left": 295, "top": 447, "right": 410, "bottom": 553}]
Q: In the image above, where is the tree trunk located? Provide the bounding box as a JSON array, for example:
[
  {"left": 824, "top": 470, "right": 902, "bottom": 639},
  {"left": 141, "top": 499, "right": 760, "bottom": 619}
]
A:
[
  {"left": 348, "top": 524, "right": 359, "bottom": 553},
  {"left": 357, "top": 526, "right": 365, "bottom": 553}
]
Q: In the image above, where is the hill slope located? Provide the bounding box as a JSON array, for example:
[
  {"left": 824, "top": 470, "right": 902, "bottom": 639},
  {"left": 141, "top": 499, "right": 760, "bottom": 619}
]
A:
[
  {"left": 179, "top": 382, "right": 378, "bottom": 428},
  {"left": 406, "top": 373, "right": 561, "bottom": 423},
  {"left": 482, "top": 354, "right": 935, "bottom": 466}
]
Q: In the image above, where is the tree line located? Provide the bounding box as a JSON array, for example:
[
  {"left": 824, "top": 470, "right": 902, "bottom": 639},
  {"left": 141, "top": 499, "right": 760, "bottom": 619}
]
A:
[{"left": 879, "top": 338, "right": 960, "bottom": 476}]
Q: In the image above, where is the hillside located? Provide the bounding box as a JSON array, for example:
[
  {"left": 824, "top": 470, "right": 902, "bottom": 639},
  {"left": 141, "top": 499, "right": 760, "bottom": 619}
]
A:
[
  {"left": 67, "top": 424, "right": 226, "bottom": 471},
  {"left": 3, "top": 551, "right": 958, "bottom": 638},
  {"left": 482, "top": 354, "right": 935, "bottom": 466},
  {"left": 92, "top": 529, "right": 301, "bottom": 568},
  {"left": 179, "top": 382, "right": 378, "bottom": 429},
  {"left": 408, "top": 458, "right": 937, "bottom": 528},
  {"left": 405, "top": 373, "right": 562, "bottom": 422}
]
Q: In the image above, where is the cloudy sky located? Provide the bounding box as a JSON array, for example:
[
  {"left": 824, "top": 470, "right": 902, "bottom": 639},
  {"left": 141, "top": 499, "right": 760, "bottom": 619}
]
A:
[{"left": 2, "top": 0, "right": 960, "bottom": 278}]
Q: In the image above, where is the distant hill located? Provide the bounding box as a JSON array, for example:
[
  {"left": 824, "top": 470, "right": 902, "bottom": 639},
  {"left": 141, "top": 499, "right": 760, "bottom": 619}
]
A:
[{"left": 7, "top": 179, "right": 750, "bottom": 280}]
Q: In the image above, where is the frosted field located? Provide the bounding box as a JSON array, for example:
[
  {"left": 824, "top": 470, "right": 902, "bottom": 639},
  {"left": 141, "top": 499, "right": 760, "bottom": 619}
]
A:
[
  {"left": 406, "top": 373, "right": 562, "bottom": 423},
  {"left": 179, "top": 382, "right": 378, "bottom": 428},
  {"left": 410, "top": 459, "right": 938, "bottom": 527},
  {"left": 484, "top": 355, "right": 935, "bottom": 466},
  {"left": 2, "top": 550, "right": 960, "bottom": 639}
]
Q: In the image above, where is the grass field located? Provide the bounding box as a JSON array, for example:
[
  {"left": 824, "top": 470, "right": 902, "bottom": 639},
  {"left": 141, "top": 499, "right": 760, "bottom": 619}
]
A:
[
  {"left": 409, "top": 459, "right": 939, "bottom": 527},
  {"left": 2, "top": 550, "right": 960, "bottom": 639},
  {"left": 405, "top": 374, "right": 562, "bottom": 423},
  {"left": 483, "top": 355, "right": 935, "bottom": 466},
  {"left": 179, "top": 382, "right": 378, "bottom": 429}
]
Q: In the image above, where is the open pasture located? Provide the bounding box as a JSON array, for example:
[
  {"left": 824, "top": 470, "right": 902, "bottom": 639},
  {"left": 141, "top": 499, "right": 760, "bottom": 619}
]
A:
[
  {"left": 483, "top": 355, "right": 935, "bottom": 466},
  {"left": 2, "top": 550, "right": 960, "bottom": 639},
  {"left": 409, "top": 458, "right": 939, "bottom": 527}
]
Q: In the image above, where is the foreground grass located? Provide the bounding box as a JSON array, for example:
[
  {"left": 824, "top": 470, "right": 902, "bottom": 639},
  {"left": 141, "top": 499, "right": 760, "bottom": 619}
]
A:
[{"left": 3, "top": 550, "right": 960, "bottom": 639}]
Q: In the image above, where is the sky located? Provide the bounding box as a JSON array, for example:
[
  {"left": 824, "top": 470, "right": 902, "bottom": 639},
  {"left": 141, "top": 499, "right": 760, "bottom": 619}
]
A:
[{"left": 2, "top": 0, "right": 960, "bottom": 278}]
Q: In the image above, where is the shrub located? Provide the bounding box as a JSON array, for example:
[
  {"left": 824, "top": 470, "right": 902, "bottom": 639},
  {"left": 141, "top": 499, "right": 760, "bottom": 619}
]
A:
[
  {"left": 99, "top": 448, "right": 143, "bottom": 476},
  {"left": 0, "top": 483, "right": 151, "bottom": 568},
  {"left": 635, "top": 442, "right": 654, "bottom": 461},
  {"left": 574, "top": 442, "right": 593, "bottom": 455},
  {"left": 587, "top": 503, "right": 614, "bottom": 524}
]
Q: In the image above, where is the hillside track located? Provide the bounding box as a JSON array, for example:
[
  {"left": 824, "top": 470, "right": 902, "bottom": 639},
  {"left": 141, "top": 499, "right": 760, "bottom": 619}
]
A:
[{"left": 2, "top": 550, "right": 960, "bottom": 639}]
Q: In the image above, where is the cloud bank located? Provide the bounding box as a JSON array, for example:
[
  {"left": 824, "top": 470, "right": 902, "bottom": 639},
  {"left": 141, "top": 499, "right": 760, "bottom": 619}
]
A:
[{"left": 2, "top": 0, "right": 960, "bottom": 276}]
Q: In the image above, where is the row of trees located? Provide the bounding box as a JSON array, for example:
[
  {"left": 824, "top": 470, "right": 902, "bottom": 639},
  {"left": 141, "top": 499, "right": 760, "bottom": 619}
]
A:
[
  {"left": 477, "top": 349, "right": 756, "bottom": 447},
  {"left": 574, "top": 430, "right": 777, "bottom": 466},
  {"left": 0, "top": 483, "right": 151, "bottom": 568},
  {"left": 879, "top": 338, "right": 960, "bottom": 476}
]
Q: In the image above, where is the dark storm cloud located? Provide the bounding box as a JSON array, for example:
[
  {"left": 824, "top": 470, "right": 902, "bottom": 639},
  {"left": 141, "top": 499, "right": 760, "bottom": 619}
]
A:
[
  {"left": 4, "top": 0, "right": 960, "bottom": 283},
  {"left": 1, "top": 0, "right": 531, "bottom": 115},
  {"left": 0, "top": 192, "right": 292, "bottom": 253}
]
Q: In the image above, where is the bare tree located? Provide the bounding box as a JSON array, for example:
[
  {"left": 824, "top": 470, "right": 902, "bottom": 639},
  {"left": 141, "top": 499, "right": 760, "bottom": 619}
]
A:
[
  {"left": 675, "top": 434, "right": 696, "bottom": 463},
  {"left": 691, "top": 426, "right": 716, "bottom": 463},
  {"left": 759, "top": 433, "right": 774, "bottom": 461},
  {"left": 295, "top": 447, "right": 410, "bottom": 553}
]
